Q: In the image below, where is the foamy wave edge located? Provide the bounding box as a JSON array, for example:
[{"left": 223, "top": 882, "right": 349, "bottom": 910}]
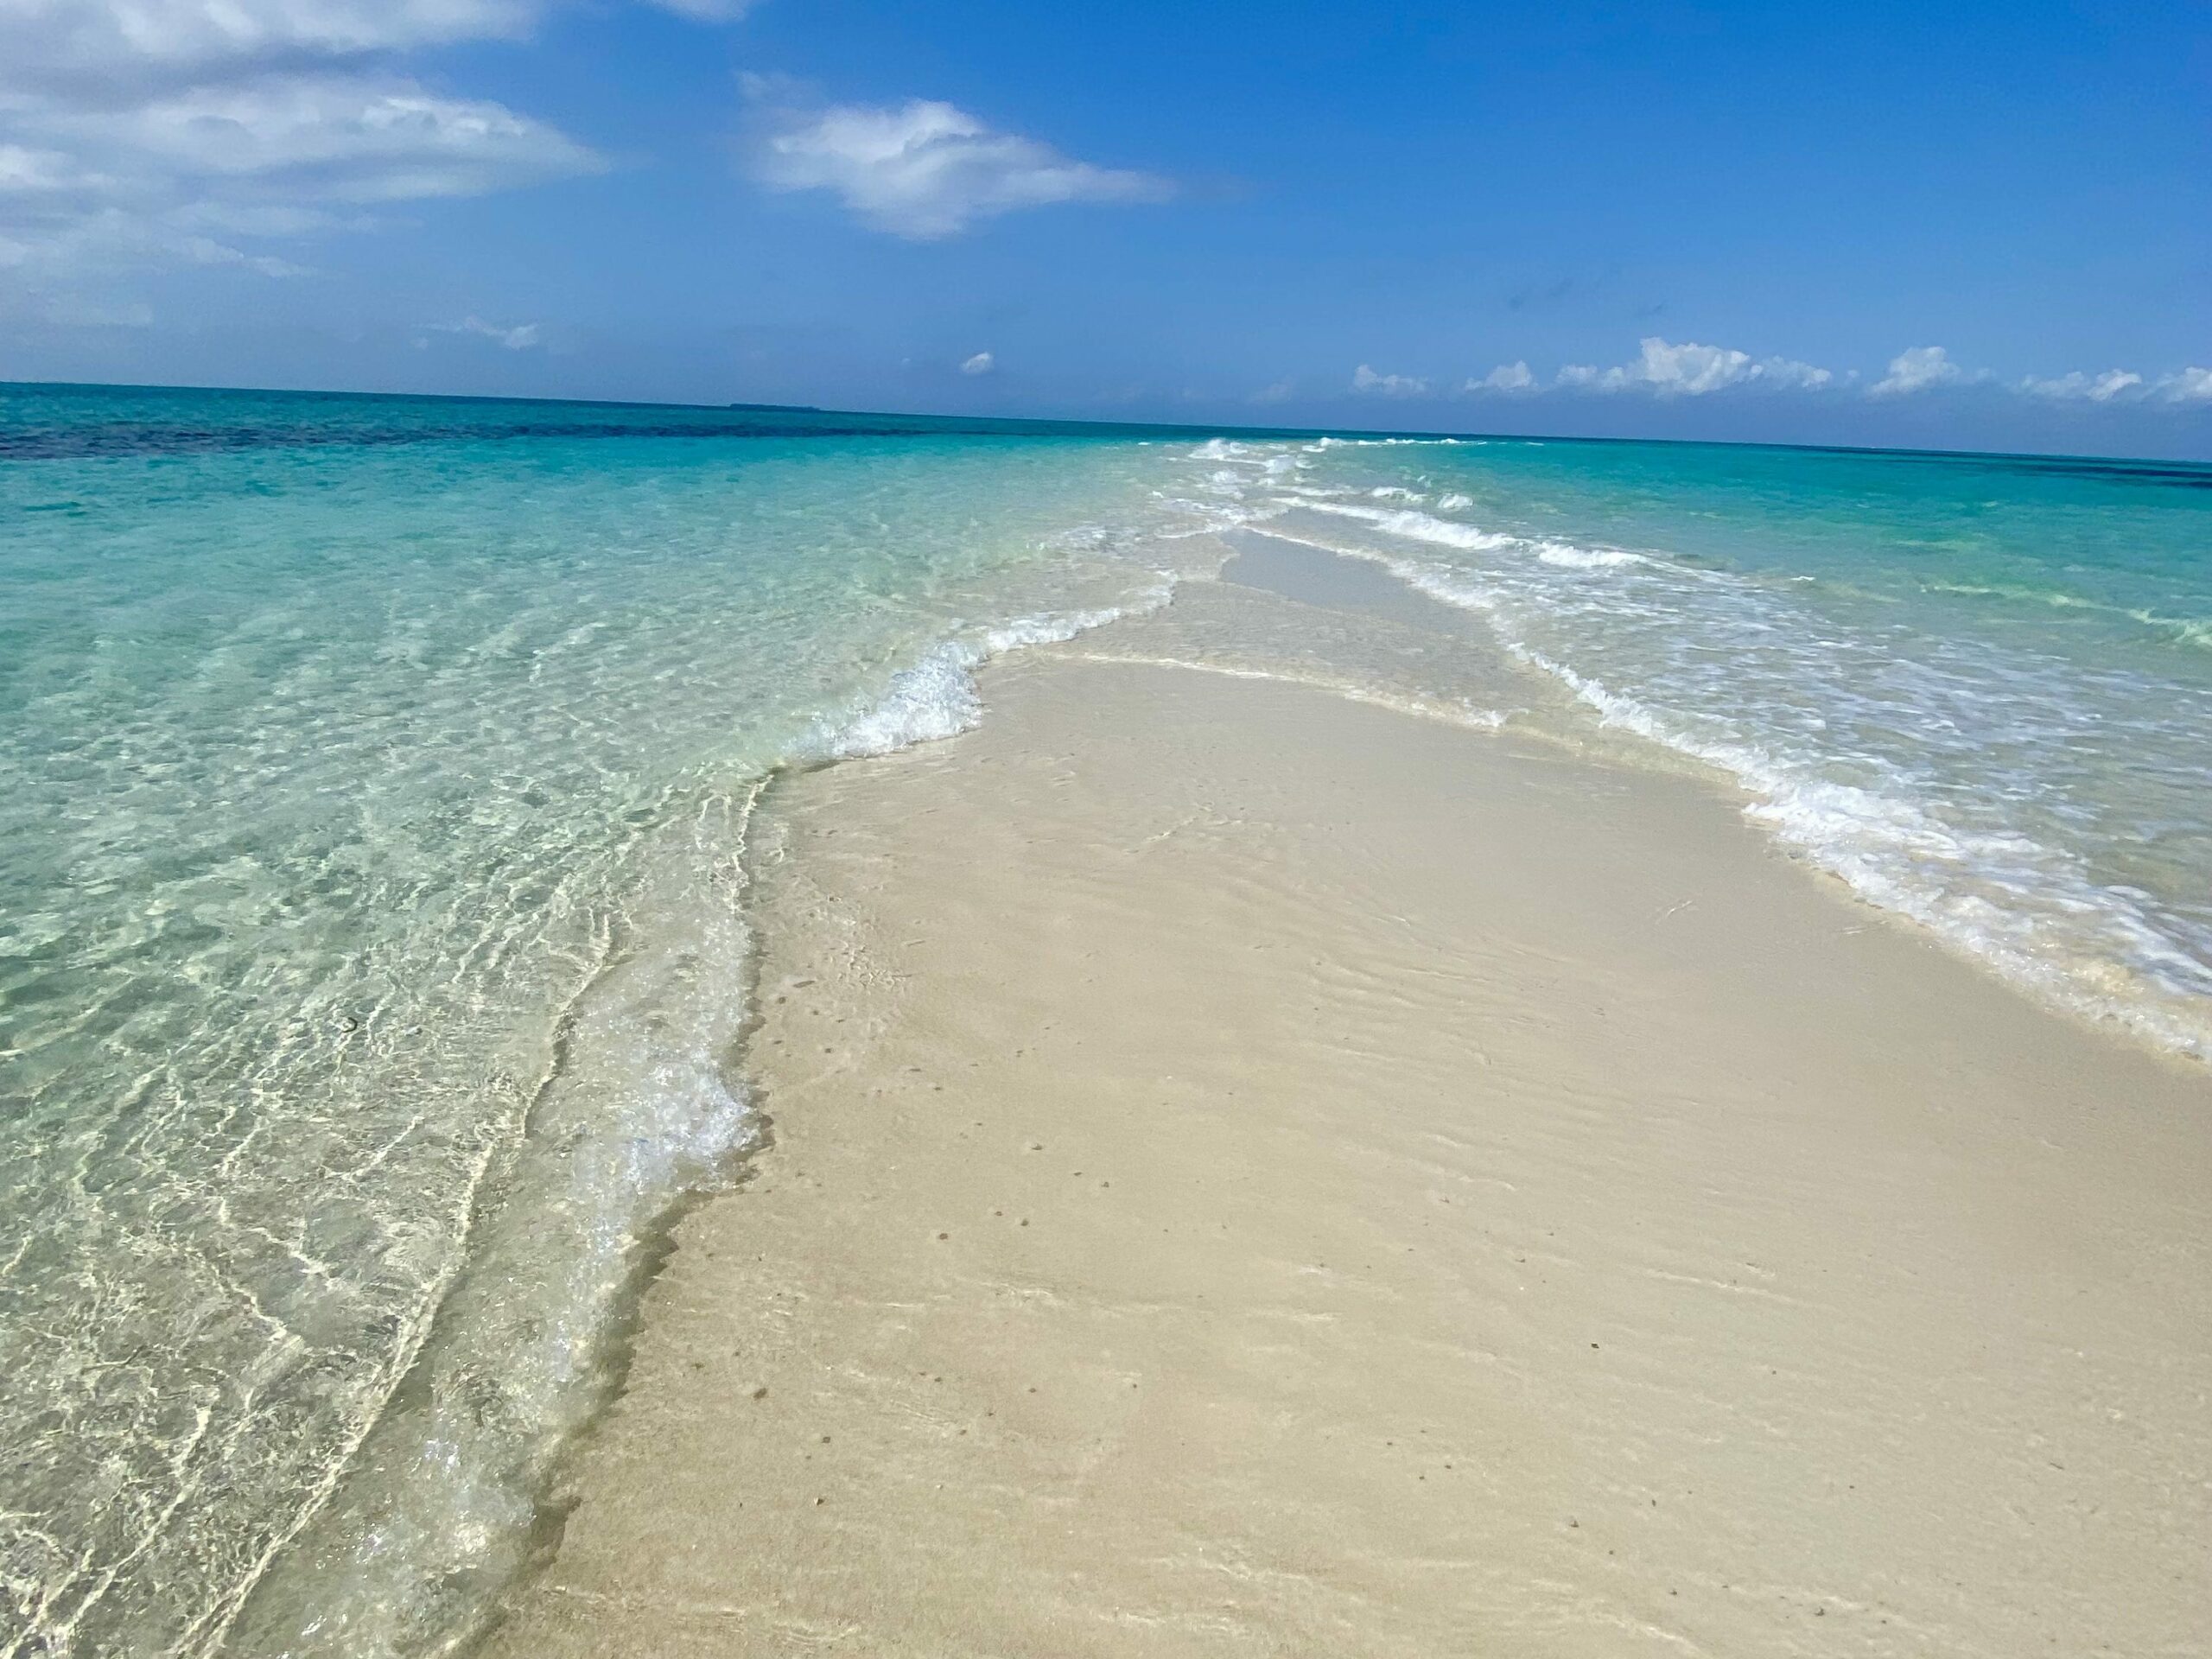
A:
[
  {"left": 816, "top": 581, "right": 1179, "bottom": 761},
  {"left": 1252, "top": 522, "right": 2212, "bottom": 1065},
  {"left": 1525, "top": 649, "right": 2212, "bottom": 1061},
  {"left": 1297, "top": 498, "right": 1651, "bottom": 568}
]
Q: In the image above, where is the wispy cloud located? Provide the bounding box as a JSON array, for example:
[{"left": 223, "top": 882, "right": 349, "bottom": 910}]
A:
[
  {"left": 1, "top": 1, "right": 539, "bottom": 86},
  {"left": 1367, "top": 340, "right": 2211, "bottom": 415},
  {"left": 429, "top": 315, "right": 542, "bottom": 349},
  {"left": 0, "top": 1, "right": 606, "bottom": 285},
  {"left": 2022, "top": 368, "right": 2144, "bottom": 403},
  {"left": 2160, "top": 367, "right": 2212, "bottom": 404},
  {"left": 959, "top": 350, "right": 995, "bottom": 375},
  {"left": 741, "top": 78, "right": 1172, "bottom": 238},
  {"left": 57, "top": 76, "right": 602, "bottom": 203},
  {"left": 2017, "top": 365, "right": 2212, "bottom": 407},
  {"left": 1557, "top": 337, "right": 1832, "bottom": 397},
  {"left": 1388, "top": 339, "right": 2212, "bottom": 416},
  {"left": 1351, "top": 364, "right": 1427, "bottom": 397},
  {"left": 643, "top": 0, "right": 759, "bottom": 17}
]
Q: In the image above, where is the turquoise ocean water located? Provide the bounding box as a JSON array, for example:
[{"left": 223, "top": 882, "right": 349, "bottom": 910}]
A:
[{"left": 3, "top": 386, "right": 2208, "bottom": 1655}]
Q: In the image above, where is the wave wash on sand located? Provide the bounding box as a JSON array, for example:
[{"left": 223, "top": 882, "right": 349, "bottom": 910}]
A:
[{"left": 488, "top": 577, "right": 2212, "bottom": 1659}]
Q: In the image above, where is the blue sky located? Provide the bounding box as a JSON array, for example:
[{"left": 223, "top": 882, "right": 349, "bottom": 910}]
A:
[{"left": 3, "top": 0, "right": 2208, "bottom": 454}]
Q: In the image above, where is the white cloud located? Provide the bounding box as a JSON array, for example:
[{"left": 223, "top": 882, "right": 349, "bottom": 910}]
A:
[
  {"left": 2007, "top": 365, "right": 2212, "bottom": 410},
  {"left": 741, "top": 81, "right": 1172, "bottom": 238},
  {"left": 180, "top": 232, "right": 312, "bottom": 276},
  {"left": 0, "top": 0, "right": 605, "bottom": 287},
  {"left": 1869, "top": 345, "right": 1973, "bottom": 397},
  {"left": 1465, "top": 360, "right": 1535, "bottom": 394},
  {"left": 431, "top": 314, "right": 541, "bottom": 348},
  {"left": 642, "top": 0, "right": 757, "bottom": 16},
  {"left": 1625, "top": 339, "right": 1753, "bottom": 393},
  {"left": 0, "top": 0, "right": 754, "bottom": 87},
  {"left": 0, "top": 142, "right": 113, "bottom": 194},
  {"left": 1755, "top": 356, "right": 1834, "bottom": 390},
  {"left": 0, "top": 0, "right": 537, "bottom": 86},
  {"left": 2156, "top": 366, "right": 2212, "bottom": 404},
  {"left": 959, "top": 350, "right": 994, "bottom": 375},
  {"left": 2021, "top": 368, "right": 2144, "bottom": 403},
  {"left": 1557, "top": 336, "right": 1832, "bottom": 397},
  {"left": 1351, "top": 363, "right": 1427, "bottom": 397},
  {"left": 52, "top": 75, "right": 602, "bottom": 200},
  {"left": 1248, "top": 378, "right": 1294, "bottom": 405}
]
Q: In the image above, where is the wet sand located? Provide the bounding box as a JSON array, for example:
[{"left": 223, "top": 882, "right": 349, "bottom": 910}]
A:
[{"left": 483, "top": 582, "right": 2212, "bottom": 1656}]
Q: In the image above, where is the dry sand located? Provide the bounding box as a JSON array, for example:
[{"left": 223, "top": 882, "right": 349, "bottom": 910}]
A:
[{"left": 483, "top": 575, "right": 2212, "bottom": 1657}]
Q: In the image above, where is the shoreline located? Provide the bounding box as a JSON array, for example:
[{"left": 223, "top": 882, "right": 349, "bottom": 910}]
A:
[{"left": 480, "top": 584, "right": 2212, "bottom": 1656}]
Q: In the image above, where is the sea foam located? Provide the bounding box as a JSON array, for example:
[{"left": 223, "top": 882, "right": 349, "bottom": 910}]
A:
[
  {"left": 826, "top": 588, "right": 1176, "bottom": 761},
  {"left": 1256, "top": 488, "right": 2212, "bottom": 1063}
]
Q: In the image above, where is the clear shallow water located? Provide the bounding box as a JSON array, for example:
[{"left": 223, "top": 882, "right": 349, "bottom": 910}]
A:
[
  {"left": 3, "top": 391, "right": 2209, "bottom": 1656},
  {"left": 0, "top": 386, "right": 1252, "bottom": 1656},
  {"left": 1234, "top": 432, "right": 2212, "bottom": 1057}
]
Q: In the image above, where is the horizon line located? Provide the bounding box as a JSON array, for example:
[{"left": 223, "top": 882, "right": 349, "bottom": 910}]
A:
[{"left": 5, "top": 376, "right": 2208, "bottom": 475}]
